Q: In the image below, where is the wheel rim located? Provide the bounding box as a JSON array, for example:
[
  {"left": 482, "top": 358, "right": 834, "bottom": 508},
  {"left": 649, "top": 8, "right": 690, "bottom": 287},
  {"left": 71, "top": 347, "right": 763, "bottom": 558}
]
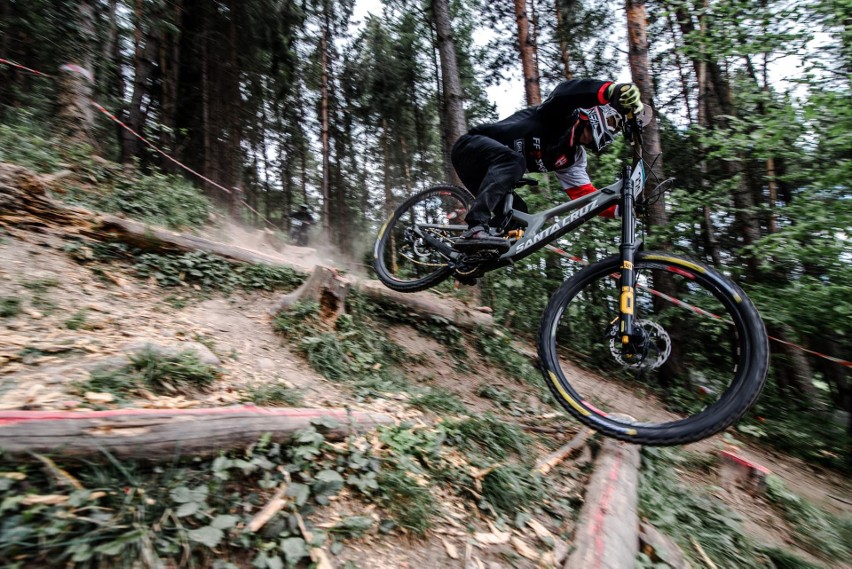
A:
[
  {"left": 545, "top": 258, "right": 752, "bottom": 433},
  {"left": 378, "top": 189, "right": 469, "bottom": 286}
]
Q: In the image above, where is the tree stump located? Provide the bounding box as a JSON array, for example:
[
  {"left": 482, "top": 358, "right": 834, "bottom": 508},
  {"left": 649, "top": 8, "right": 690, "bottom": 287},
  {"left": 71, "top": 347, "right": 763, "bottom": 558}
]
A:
[{"left": 270, "top": 265, "right": 349, "bottom": 321}]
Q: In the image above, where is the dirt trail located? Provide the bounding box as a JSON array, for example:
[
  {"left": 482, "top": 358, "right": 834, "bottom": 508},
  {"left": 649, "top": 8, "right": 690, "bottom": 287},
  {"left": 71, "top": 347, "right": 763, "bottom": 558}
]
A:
[{"left": 1, "top": 221, "right": 849, "bottom": 567}]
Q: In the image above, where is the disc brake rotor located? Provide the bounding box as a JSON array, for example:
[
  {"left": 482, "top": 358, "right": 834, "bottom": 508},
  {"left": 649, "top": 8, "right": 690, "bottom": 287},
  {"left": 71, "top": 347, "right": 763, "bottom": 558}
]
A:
[{"left": 610, "top": 319, "right": 672, "bottom": 369}]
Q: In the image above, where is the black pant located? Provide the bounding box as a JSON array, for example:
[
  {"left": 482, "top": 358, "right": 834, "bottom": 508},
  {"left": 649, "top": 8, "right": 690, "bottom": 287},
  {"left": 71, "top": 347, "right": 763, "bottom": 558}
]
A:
[{"left": 451, "top": 134, "right": 526, "bottom": 227}]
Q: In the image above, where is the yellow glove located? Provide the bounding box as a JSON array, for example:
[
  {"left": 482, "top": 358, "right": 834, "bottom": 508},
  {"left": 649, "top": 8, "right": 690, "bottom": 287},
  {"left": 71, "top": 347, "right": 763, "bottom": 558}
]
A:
[{"left": 607, "top": 83, "right": 644, "bottom": 115}]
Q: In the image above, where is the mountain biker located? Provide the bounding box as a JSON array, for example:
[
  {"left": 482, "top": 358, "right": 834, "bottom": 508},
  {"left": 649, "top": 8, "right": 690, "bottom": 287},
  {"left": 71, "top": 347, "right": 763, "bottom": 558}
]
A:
[
  {"left": 451, "top": 79, "right": 644, "bottom": 251},
  {"left": 289, "top": 204, "right": 314, "bottom": 246}
]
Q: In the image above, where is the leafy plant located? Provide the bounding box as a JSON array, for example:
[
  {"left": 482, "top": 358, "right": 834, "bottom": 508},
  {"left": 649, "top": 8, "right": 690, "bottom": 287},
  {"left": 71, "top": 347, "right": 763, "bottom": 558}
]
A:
[
  {"left": 77, "top": 348, "right": 220, "bottom": 400},
  {"left": 243, "top": 382, "right": 304, "bottom": 407},
  {"left": 0, "top": 297, "right": 21, "bottom": 318},
  {"left": 637, "top": 447, "right": 839, "bottom": 569},
  {"left": 64, "top": 309, "right": 89, "bottom": 330},
  {"left": 409, "top": 387, "right": 467, "bottom": 414},
  {"left": 765, "top": 475, "right": 851, "bottom": 561},
  {"left": 128, "top": 347, "right": 219, "bottom": 394}
]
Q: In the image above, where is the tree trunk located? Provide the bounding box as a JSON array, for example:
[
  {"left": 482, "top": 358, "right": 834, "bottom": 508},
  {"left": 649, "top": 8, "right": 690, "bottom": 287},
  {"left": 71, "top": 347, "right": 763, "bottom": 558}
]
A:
[
  {"left": 625, "top": 0, "right": 667, "bottom": 228},
  {"left": 513, "top": 0, "right": 542, "bottom": 105},
  {"left": 555, "top": 1, "right": 573, "bottom": 79},
  {"left": 566, "top": 437, "right": 640, "bottom": 569},
  {"left": 320, "top": 9, "right": 331, "bottom": 235},
  {"left": 0, "top": 407, "right": 392, "bottom": 461},
  {"left": 431, "top": 0, "right": 467, "bottom": 187},
  {"left": 121, "top": 0, "right": 158, "bottom": 164},
  {"left": 159, "top": 0, "right": 182, "bottom": 174}
]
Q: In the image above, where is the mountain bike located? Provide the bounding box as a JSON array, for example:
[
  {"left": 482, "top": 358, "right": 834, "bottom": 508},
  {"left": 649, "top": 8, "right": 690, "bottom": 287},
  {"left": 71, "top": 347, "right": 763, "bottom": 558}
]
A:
[{"left": 372, "top": 110, "right": 768, "bottom": 446}]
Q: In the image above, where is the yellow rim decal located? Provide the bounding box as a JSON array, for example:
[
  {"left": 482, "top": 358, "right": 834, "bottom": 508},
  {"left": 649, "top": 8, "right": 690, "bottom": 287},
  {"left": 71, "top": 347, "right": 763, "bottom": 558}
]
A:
[
  {"left": 548, "top": 371, "right": 590, "bottom": 417},
  {"left": 625, "top": 428, "right": 637, "bottom": 436},
  {"left": 734, "top": 293, "right": 742, "bottom": 303},
  {"left": 644, "top": 255, "right": 706, "bottom": 274},
  {"left": 377, "top": 218, "right": 390, "bottom": 239}
]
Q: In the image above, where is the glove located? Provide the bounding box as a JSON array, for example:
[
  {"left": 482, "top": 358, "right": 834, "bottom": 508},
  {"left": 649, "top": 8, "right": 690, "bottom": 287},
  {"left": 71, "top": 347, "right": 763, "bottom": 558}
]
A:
[{"left": 606, "top": 83, "right": 644, "bottom": 115}]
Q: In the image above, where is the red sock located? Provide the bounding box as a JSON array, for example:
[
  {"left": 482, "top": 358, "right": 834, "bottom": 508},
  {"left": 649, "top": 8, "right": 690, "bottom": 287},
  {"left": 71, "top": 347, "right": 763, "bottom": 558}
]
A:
[{"left": 565, "top": 184, "right": 617, "bottom": 218}]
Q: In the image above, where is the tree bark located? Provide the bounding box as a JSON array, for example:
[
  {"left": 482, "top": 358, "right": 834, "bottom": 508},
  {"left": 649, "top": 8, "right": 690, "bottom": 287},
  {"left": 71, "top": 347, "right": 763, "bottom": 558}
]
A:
[
  {"left": 514, "top": 0, "right": 542, "bottom": 106},
  {"left": 431, "top": 0, "right": 467, "bottom": 187},
  {"left": 320, "top": 6, "right": 331, "bottom": 234},
  {"left": 566, "top": 437, "right": 640, "bottom": 569},
  {"left": 555, "top": 1, "right": 573, "bottom": 80},
  {"left": 625, "top": 0, "right": 667, "bottom": 228},
  {"left": 121, "top": 0, "right": 158, "bottom": 164},
  {"left": 0, "top": 407, "right": 392, "bottom": 461}
]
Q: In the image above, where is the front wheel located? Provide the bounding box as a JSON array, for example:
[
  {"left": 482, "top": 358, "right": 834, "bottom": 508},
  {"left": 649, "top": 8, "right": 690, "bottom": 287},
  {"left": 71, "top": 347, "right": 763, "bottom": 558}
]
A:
[
  {"left": 373, "top": 184, "right": 473, "bottom": 293},
  {"left": 537, "top": 252, "right": 768, "bottom": 446}
]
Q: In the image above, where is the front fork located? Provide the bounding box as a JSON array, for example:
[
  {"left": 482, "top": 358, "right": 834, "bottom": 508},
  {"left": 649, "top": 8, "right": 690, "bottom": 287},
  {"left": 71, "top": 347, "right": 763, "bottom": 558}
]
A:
[{"left": 618, "top": 164, "right": 640, "bottom": 348}]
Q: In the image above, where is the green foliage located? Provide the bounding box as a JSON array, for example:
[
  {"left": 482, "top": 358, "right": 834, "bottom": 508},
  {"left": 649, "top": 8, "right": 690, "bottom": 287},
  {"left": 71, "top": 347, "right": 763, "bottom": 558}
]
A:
[
  {"left": 0, "top": 118, "right": 212, "bottom": 230},
  {"left": 243, "top": 382, "right": 304, "bottom": 407},
  {"left": 640, "top": 448, "right": 764, "bottom": 568},
  {"left": 475, "top": 330, "right": 554, "bottom": 406},
  {"left": 21, "top": 277, "right": 60, "bottom": 293},
  {"left": 409, "top": 387, "right": 467, "bottom": 414},
  {"left": 68, "top": 171, "right": 212, "bottom": 230},
  {"left": 442, "top": 414, "right": 531, "bottom": 461},
  {"left": 77, "top": 348, "right": 220, "bottom": 400},
  {"left": 128, "top": 348, "right": 219, "bottom": 394},
  {"left": 0, "top": 119, "right": 66, "bottom": 173},
  {"left": 0, "top": 425, "right": 365, "bottom": 567},
  {"left": 738, "top": 390, "right": 847, "bottom": 470},
  {"left": 134, "top": 251, "right": 304, "bottom": 291},
  {"left": 480, "top": 464, "right": 545, "bottom": 516},
  {"left": 64, "top": 309, "right": 88, "bottom": 330},
  {"left": 66, "top": 240, "right": 305, "bottom": 294},
  {"left": 765, "top": 476, "right": 851, "bottom": 561},
  {"left": 0, "top": 297, "right": 22, "bottom": 318},
  {"left": 274, "top": 300, "right": 409, "bottom": 398}
]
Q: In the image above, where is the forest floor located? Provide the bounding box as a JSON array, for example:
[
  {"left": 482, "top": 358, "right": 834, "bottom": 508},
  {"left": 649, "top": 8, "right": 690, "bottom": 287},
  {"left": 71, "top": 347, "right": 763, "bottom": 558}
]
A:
[{"left": 1, "top": 218, "right": 850, "bottom": 569}]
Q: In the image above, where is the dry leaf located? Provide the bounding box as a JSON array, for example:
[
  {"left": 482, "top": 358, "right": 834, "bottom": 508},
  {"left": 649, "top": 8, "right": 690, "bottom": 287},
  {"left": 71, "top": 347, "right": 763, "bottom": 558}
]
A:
[
  {"left": 474, "top": 531, "right": 511, "bottom": 546},
  {"left": 84, "top": 391, "right": 115, "bottom": 404},
  {"left": 511, "top": 536, "right": 540, "bottom": 561},
  {"left": 526, "top": 518, "right": 554, "bottom": 543},
  {"left": 441, "top": 538, "right": 460, "bottom": 560}
]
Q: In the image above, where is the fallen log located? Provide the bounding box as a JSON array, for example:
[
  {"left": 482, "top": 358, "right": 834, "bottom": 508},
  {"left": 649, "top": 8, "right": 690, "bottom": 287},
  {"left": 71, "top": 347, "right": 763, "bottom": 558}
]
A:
[
  {"left": 91, "top": 214, "right": 291, "bottom": 267},
  {"left": 0, "top": 406, "right": 392, "bottom": 461},
  {"left": 356, "top": 279, "right": 493, "bottom": 330},
  {"left": 1, "top": 162, "right": 493, "bottom": 331},
  {"left": 565, "top": 437, "right": 641, "bottom": 569}
]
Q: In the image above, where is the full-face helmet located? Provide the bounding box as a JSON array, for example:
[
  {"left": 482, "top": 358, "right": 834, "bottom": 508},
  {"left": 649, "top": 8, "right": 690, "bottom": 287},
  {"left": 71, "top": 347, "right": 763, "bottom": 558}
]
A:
[{"left": 575, "top": 104, "right": 622, "bottom": 153}]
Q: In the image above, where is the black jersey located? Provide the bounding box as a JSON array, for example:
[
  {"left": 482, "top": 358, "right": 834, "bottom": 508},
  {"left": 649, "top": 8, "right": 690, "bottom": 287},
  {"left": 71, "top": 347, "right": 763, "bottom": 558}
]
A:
[{"left": 468, "top": 79, "right": 611, "bottom": 173}]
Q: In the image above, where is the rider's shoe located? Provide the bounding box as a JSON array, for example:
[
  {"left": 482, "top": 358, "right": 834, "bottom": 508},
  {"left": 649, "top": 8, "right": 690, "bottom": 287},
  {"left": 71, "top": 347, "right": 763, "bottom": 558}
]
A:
[{"left": 454, "top": 225, "right": 510, "bottom": 252}]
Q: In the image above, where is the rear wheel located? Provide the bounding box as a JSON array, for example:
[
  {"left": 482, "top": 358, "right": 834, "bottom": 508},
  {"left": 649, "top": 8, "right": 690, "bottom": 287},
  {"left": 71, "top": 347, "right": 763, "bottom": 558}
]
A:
[
  {"left": 537, "top": 252, "right": 768, "bottom": 445},
  {"left": 373, "top": 184, "right": 472, "bottom": 292}
]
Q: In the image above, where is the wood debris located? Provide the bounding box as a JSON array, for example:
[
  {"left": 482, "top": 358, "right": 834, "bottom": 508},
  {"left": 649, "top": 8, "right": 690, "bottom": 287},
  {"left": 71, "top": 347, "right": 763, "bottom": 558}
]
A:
[{"left": 245, "top": 483, "right": 289, "bottom": 533}]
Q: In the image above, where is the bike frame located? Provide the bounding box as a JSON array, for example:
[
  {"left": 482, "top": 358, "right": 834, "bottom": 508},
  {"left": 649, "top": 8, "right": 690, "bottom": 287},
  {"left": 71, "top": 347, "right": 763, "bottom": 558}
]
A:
[{"left": 414, "top": 158, "right": 647, "bottom": 342}]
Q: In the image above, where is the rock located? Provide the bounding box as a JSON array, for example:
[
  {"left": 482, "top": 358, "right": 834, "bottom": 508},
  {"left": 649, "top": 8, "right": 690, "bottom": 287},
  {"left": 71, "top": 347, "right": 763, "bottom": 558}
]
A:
[{"left": 257, "top": 358, "right": 277, "bottom": 371}]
